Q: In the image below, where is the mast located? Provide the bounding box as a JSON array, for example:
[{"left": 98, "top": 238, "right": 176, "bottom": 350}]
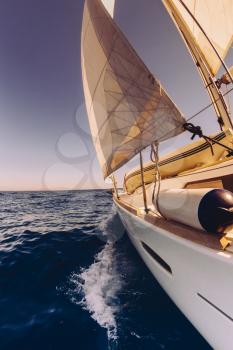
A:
[
  {"left": 178, "top": 0, "right": 233, "bottom": 85},
  {"left": 163, "top": 0, "right": 233, "bottom": 131},
  {"left": 184, "top": 31, "right": 233, "bottom": 130}
]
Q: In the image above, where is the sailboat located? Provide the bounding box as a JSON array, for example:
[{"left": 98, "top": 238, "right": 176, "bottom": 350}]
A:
[{"left": 81, "top": 0, "right": 233, "bottom": 348}]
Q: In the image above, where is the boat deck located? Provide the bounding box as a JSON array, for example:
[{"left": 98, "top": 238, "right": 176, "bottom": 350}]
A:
[
  {"left": 114, "top": 159, "right": 233, "bottom": 252},
  {"left": 115, "top": 194, "right": 224, "bottom": 251}
]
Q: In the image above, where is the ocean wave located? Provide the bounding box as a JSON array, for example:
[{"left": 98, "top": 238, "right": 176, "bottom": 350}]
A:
[
  {"left": 69, "top": 242, "right": 122, "bottom": 341},
  {"left": 0, "top": 190, "right": 210, "bottom": 349},
  {"left": 97, "top": 205, "right": 125, "bottom": 243}
]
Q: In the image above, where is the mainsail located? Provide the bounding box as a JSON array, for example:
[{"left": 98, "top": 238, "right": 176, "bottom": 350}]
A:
[
  {"left": 163, "top": 0, "right": 233, "bottom": 76},
  {"left": 81, "top": 0, "right": 185, "bottom": 178}
]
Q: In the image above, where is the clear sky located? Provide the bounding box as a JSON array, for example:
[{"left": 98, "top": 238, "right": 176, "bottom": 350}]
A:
[{"left": 0, "top": 0, "right": 232, "bottom": 191}]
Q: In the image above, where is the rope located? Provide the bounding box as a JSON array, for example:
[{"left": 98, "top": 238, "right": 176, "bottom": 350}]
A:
[
  {"left": 183, "top": 123, "right": 214, "bottom": 155},
  {"left": 139, "top": 151, "right": 149, "bottom": 213},
  {"left": 183, "top": 122, "right": 233, "bottom": 157},
  {"left": 143, "top": 86, "right": 233, "bottom": 150},
  {"left": 225, "top": 84, "right": 232, "bottom": 117},
  {"left": 150, "top": 142, "right": 164, "bottom": 218}
]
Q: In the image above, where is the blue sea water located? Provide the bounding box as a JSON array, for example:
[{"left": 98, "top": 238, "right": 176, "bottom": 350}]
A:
[{"left": 0, "top": 190, "right": 211, "bottom": 350}]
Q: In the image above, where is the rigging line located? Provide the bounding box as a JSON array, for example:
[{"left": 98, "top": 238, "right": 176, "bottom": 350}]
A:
[
  {"left": 139, "top": 86, "right": 233, "bottom": 152},
  {"left": 183, "top": 122, "right": 233, "bottom": 155},
  {"left": 150, "top": 142, "right": 164, "bottom": 218},
  {"left": 186, "top": 86, "right": 233, "bottom": 123},
  {"left": 178, "top": 0, "right": 233, "bottom": 84},
  {"left": 225, "top": 84, "right": 231, "bottom": 117},
  {"left": 177, "top": 23, "right": 232, "bottom": 129},
  {"left": 139, "top": 151, "right": 149, "bottom": 213}
]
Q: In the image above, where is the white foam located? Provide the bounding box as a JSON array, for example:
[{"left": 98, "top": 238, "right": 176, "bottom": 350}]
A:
[{"left": 70, "top": 243, "right": 122, "bottom": 341}]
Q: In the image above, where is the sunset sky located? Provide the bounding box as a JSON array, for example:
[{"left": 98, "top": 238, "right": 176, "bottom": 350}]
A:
[{"left": 0, "top": 0, "right": 232, "bottom": 191}]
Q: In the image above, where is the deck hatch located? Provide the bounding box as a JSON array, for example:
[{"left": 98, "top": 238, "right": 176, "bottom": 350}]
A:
[{"left": 141, "top": 241, "right": 172, "bottom": 274}]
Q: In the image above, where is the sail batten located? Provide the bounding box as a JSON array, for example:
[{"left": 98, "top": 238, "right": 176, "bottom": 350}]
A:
[
  {"left": 163, "top": 0, "right": 233, "bottom": 76},
  {"left": 81, "top": 0, "right": 185, "bottom": 178}
]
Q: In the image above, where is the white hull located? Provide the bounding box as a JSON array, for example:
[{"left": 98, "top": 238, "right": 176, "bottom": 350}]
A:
[{"left": 115, "top": 200, "right": 233, "bottom": 349}]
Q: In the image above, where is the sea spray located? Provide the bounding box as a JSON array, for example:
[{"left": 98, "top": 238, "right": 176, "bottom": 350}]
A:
[
  {"left": 70, "top": 243, "right": 122, "bottom": 341},
  {"left": 97, "top": 204, "right": 125, "bottom": 243}
]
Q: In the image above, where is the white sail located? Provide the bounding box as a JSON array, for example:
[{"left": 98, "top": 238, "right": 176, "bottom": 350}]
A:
[
  {"left": 101, "top": 0, "right": 115, "bottom": 18},
  {"left": 81, "top": 0, "right": 185, "bottom": 178},
  {"left": 163, "top": 0, "right": 233, "bottom": 76}
]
